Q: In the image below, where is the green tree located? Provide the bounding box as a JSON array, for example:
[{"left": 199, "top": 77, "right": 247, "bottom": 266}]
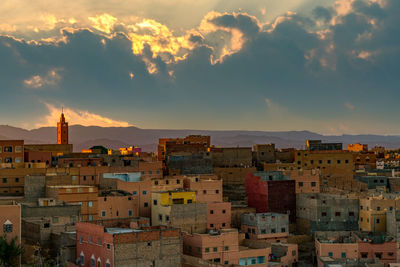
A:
[{"left": 0, "top": 235, "right": 24, "bottom": 267}]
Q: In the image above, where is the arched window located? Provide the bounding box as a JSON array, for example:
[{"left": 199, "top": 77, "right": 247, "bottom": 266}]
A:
[
  {"left": 80, "top": 252, "right": 84, "bottom": 266},
  {"left": 91, "top": 255, "right": 95, "bottom": 267}
]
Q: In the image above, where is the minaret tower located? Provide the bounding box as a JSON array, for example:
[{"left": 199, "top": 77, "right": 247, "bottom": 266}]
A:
[{"left": 57, "top": 108, "right": 69, "bottom": 144}]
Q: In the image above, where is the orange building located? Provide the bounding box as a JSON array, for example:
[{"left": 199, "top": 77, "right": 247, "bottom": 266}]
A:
[
  {"left": 347, "top": 143, "right": 368, "bottom": 152},
  {"left": 57, "top": 111, "right": 68, "bottom": 145},
  {"left": 0, "top": 140, "right": 24, "bottom": 164},
  {"left": 46, "top": 185, "right": 98, "bottom": 221},
  {"left": 0, "top": 200, "right": 21, "bottom": 244}
]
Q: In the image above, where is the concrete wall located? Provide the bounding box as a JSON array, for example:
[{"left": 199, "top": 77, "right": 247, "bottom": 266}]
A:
[{"left": 24, "top": 175, "right": 46, "bottom": 202}]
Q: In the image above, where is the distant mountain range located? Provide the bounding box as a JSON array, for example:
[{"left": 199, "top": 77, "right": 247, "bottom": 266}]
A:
[{"left": 1, "top": 125, "right": 400, "bottom": 152}]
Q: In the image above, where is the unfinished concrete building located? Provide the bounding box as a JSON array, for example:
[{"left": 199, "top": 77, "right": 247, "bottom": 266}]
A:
[
  {"left": 241, "top": 213, "right": 289, "bottom": 243},
  {"left": 296, "top": 193, "right": 359, "bottom": 234}
]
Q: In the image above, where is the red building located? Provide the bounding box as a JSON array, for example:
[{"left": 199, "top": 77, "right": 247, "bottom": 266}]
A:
[
  {"left": 0, "top": 140, "right": 24, "bottom": 164},
  {"left": 246, "top": 171, "right": 296, "bottom": 222}
]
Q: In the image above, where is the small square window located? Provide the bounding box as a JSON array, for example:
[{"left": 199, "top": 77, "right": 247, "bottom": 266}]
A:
[{"left": 213, "top": 247, "right": 217, "bottom": 252}]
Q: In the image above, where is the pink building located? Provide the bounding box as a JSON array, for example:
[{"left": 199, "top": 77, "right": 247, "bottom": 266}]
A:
[
  {"left": 183, "top": 175, "right": 223, "bottom": 203},
  {"left": 315, "top": 232, "right": 358, "bottom": 267},
  {"left": 355, "top": 232, "right": 397, "bottom": 266},
  {"left": 76, "top": 219, "right": 181, "bottom": 267},
  {"left": 207, "top": 202, "right": 231, "bottom": 230},
  {"left": 24, "top": 151, "right": 52, "bottom": 165},
  {"left": 97, "top": 190, "right": 139, "bottom": 219},
  {"left": 182, "top": 229, "right": 269, "bottom": 266}
]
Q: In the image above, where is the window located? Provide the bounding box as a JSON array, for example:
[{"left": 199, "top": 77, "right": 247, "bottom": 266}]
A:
[
  {"left": 376, "top": 219, "right": 380, "bottom": 223},
  {"left": 128, "top": 210, "right": 133, "bottom": 216},
  {"left": 225, "top": 246, "right": 229, "bottom": 251},
  {"left": 153, "top": 200, "right": 158, "bottom": 205},
  {"left": 106, "top": 244, "right": 111, "bottom": 250},
  {"left": 360, "top": 205, "right": 363, "bottom": 210},
  {"left": 53, "top": 217, "right": 59, "bottom": 224},
  {"left": 71, "top": 216, "right": 77, "bottom": 223},
  {"left": 310, "top": 160, "right": 314, "bottom": 164},
  {"left": 216, "top": 190, "right": 219, "bottom": 194},
  {"left": 4, "top": 146, "right": 12, "bottom": 153},
  {"left": 91, "top": 257, "right": 95, "bottom": 267},
  {"left": 197, "top": 247, "right": 201, "bottom": 253},
  {"left": 88, "top": 201, "right": 93, "bottom": 207},
  {"left": 83, "top": 176, "right": 86, "bottom": 181},
  {"left": 15, "top": 178, "right": 19, "bottom": 183},
  {"left": 261, "top": 229, "right": 266, "bottom": 234},
  {"left": 187, "top": 199, "right": 193, "bottom": 203},
  {"left": 297, "top": 161, "right": 301, "bottom": 165},
  {"left": 321, "top": 212, "right": 327, "bottom": 217},
  {"left": 176, "top": 179, "right": 180, "bottom": 184},
  {"left": 165, "top": 180, "right": 169, "bottom": 184},
  {"left": 210, "top": 210, "right": 214, "bottom": 214},
  {"left": 345, "top": 160, "right": 349, "bottom": 163},
  {"left": 142, "top": 190, "right": 147, "bottom": 195},
  {"left": 158, "top": 214, "right": 163, "bottom": 221},
  {"left": 349, "top": 212, "right": 355, "bottom": 216},
  {"left": 281, "top": 227, "right": 286, "bottom": 232},
  {"left": 337, "top": 160, "right": 341, "bottom": 164},
  {"left": 335, "top": 212, "right": 341, "bottom": 217},
  {"left": 311, "top": 182, "right": 316, "bottom": 187},
  {"left": 166, "top": 215, "right": 169, "bottom": 221},
  {"left": 203, "top": 190, "right": 207, "bottom": 194},
  {"left": 80, "top": 253, "right": 84, "bottom": 265},
  {"left": 210, "top": 224, "right": 214, "bottom": 228},
  {"left": 205, "top": 248, "right": 210, "bottom": 253},
  {"left": 79, "top": 236, "right": 83, "bottom": 244},
  {"left": 328, "top": 252, "right": 333, "bottom": 257},
  {"left": 224, "top": 261, "right": 229, "bottom": 265},
  {"left": 3, "top": 221, "right": 13, "bottom": 233},
  {"left": 375, "top": 253, "right": 382, "bottom": 259},
  {"left": 213, "top": 247, "right": 217, "bottom": 252},
  {"left": 360, "top": 217, "right": 363, "bottom": 222},
  {"left": 361, "top": 252, "right": 368, "bottom": 258},
  {"left": 91, "top": 176, "right": 94, "bottom": 181},
  {"left": 319, "top": 160, "right": 322, "bottom": 164},
  {"left": 341, "top": 252, "right": 346, "bottom": 258},
  {"left": 88, "top": 215, "right": 93, "bottom": 221},
  {"left": 188, "top": 245, "right": 192, "bottom": 252},
  {"left": 298, "top": 182, "right": 303, "bottom": 187},
  {"left": 222, "top": 223, "right": 226, "bottom": 227},
  {"left": 144, "top": 202, "right": 148, "bottom": 207},
  {"left": 149, "top": 170, "right": 152, "bottom": 174},
  {"left": 327, "top": 160, "right": 331, "bottom": 164},
  {"left": 222, "top": 209, "right": 226, "bottom": 214},
  {"left": 98, "top": 238, "right": 102, "bottom": 245},
  {"left": 133, "top": 191, "right": 137, "bottom": 195},
  {"left": 271, "top": 229, "right": 276, "bottom": 233},
  {"left": 154, "top": 180, "right": 159, "bottom": 185},
  {"left": 89, "top": 235, "right": 93, "bottom": 243},
  {"left": 257, "top": 256, "right": 265, "bottom": 264},
  {"left": 101, "top": 211, "right": 106, "bottom": 217},
  {"left": 15, "top": 158, "right": 21, "bottom": 163},
  {"left": 2, "top": 178, "right": 6, "bottom": 183},
  {"left": 377, "top": 206, "right": 381, "bottom": 211}
]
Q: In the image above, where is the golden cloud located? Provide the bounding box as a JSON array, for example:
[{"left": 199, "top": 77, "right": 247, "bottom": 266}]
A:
[
  {"left": 88, "top": 13, "right": 117, "bottom": 34},
  {"left": 37, "top": 103, "right": 132, "bottom": 127}
]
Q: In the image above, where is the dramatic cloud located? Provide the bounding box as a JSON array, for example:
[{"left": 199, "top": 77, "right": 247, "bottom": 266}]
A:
[
  {"left": 37, "top": 103, "right": 132, "bottom": 128},
  {"left": 0, "top": 0, "right": 399, "bottom": 134}
]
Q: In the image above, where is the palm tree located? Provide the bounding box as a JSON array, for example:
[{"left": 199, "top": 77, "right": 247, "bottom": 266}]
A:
[{"left": 0, "top": 235, "right": 24, "bottom": 267}]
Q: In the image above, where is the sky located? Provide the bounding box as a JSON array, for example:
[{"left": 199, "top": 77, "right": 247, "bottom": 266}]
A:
[{"left": 0, "top": 0, "right": 399, "bottom": 135}]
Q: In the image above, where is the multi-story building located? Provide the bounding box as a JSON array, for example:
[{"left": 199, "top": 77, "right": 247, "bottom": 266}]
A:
[
  {"left": 253, "top": 144, "right": 276, "bottom": 165},
  {"left": 167, "top": 152, "right": 213, "bottom": 175},
  {"left": 0, "top": 200, "right": 21, "bottom": 244},
  {"left": 0, "top": 167, "right": 46, "bottom": 196},
  {"left": 296, "top": 193, "right": 359, "bottom": 234},
  {"left": 241, "top": 213, "right": 289, "bottom": 243},
  {"left": 21, "top": 199, "right": 81, "bottom": 245},
  {"left": 151, "top": 190, "right": 207, "bottom": 234},
  {"left": 182, "top": 228, "right": 270, "bottom": 266},
  {"left": 246, "top": 171, "right": 296, "bottom": 222},
  {"left": 210, "top": 147, "right": 252, "bottom": 168},
  {"left": 270, "top": 243, "right": 298, "bottom": 267},
  {"left": 46, "top": 185, "right": 98, "bottom": 221},
  {"left": 0, "top": 140, "right": 24, "bottom": 164},
  {"left": 214, "top": 167, "right": 256, "bottom": 201},
  {"left": 157, "top": 135, "right": 210, "bottom": 162},
  {"left": 359, "top": 194, "right": 400, "bottom": 232},
  {"left": 286, "top": 169, "right": 320, "bottom": 193},
  {"left": 76, "top": 220, "right": 182, "bottom": 267},
  {"left": 354, "top": 232, "right": 397, "bottom": 266},
  {"left": 294, "top": 150, "right": 354, "bottom": 179},
  {"left": 97, "top": 190, "right": 139, "bottom": 219},
  {"left": 353, "top": 151, "right": 377, "bottom": 170},
  {"left": 315, "top": 231, "right": 359, "bottom": 267},
  {"left": 99, "top": 172, "right": 152, "bottom": 218}
]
